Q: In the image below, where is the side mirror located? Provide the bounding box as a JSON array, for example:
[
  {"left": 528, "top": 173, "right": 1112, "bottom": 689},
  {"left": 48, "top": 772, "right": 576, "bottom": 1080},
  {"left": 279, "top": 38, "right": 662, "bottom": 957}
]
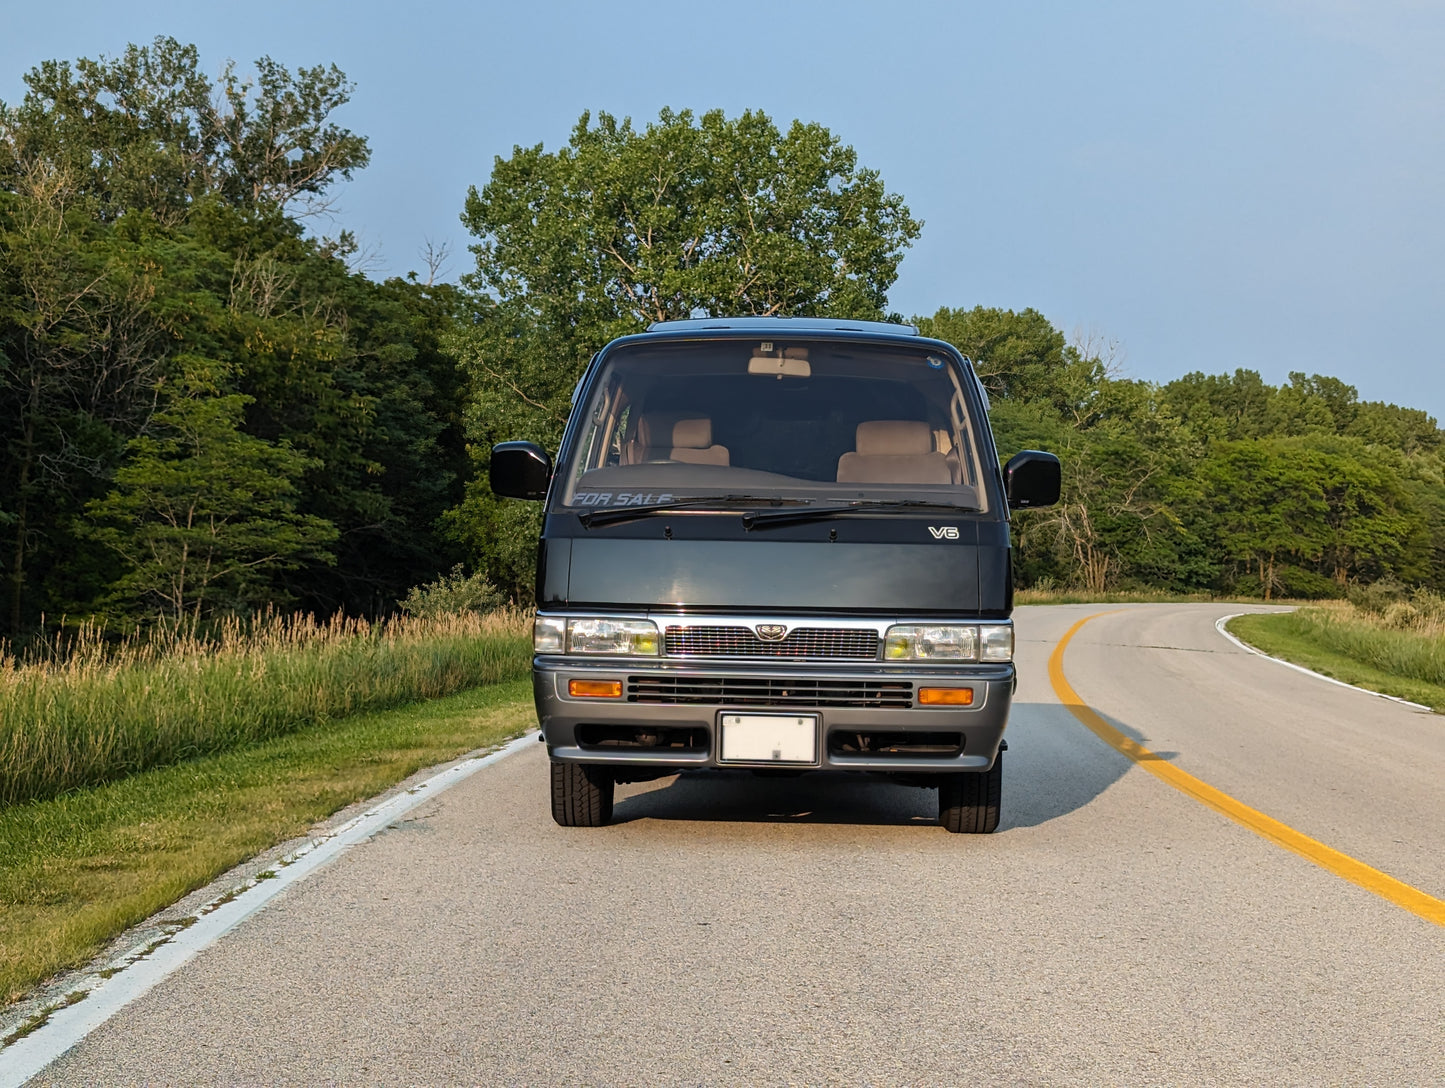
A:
[
  {"left": 1005, "top": 450, "right": 1061, "bottom": 509},
  {"left": 490, "top": 441, "right": 552, "bottom": 501}
]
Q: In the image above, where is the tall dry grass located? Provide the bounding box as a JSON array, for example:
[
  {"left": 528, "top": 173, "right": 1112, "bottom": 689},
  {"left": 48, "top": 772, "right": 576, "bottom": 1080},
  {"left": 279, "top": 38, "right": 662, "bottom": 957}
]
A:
[
  {"left": 1286, "top": 587, "right": 1445, "bottom": 689},
  {"left": 0, "top": 610, "right": 531, "bottom": 807},
  {"left": 1014, "top": 587, "right": 1220, "bottom": 605}
]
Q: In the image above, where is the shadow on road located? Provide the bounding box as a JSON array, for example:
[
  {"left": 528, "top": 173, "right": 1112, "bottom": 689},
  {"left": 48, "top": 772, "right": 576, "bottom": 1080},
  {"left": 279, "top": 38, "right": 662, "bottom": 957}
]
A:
[
  {"left": 1000, "top": 702, "right": 1142, "bottom": 829},
  {"left": 608, "top": 698, "right": 1161, "bottom": 832},
  {"left": 613, "top": 771, "right": 938, "bottom": 827}
]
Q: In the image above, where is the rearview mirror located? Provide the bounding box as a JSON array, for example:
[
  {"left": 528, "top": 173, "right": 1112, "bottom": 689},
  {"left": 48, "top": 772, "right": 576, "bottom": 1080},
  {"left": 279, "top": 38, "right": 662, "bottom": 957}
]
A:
[
  {"left": 1005, "top": 450, "right": 1061, "bottom": 509},
  {"left": 490, "top": 441, "right": 552, "bottom": 501},
  {"left": 748, "top": 355, "right": 811, "bottom": 378}
]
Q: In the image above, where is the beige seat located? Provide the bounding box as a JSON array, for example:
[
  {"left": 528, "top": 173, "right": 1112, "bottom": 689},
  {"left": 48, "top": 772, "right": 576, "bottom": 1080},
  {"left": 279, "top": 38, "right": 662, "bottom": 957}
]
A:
[
  {"left": 668, "top": 418, "right": 730, "bottom": 466},
  {"left": 836, "top": 420, "right": 950, "bottom": 484},
  {"left": 624, "top": 412, "right": 686, "bottom": 463}
]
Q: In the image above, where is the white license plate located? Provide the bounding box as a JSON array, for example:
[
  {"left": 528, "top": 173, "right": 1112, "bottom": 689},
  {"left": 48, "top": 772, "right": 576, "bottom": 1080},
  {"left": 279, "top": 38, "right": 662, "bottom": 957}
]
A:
[{"left": 719, "top": 714, "right": 818, "bottom": 765}]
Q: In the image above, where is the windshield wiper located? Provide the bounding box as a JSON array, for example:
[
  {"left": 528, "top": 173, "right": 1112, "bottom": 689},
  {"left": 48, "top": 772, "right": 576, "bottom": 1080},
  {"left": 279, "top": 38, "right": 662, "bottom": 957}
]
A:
[
  {"left": 576, "top": 495, "right": 807, "bottom": 528},
  {"left": 741, "top": 499, "right": 978, "bottom": 530}
]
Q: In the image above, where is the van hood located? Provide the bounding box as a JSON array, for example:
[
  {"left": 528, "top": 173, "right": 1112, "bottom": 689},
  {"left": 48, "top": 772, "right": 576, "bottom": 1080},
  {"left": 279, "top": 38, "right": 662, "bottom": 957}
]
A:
[{"left": 537, "top": 523, "right": 1011, "bottom": 616}]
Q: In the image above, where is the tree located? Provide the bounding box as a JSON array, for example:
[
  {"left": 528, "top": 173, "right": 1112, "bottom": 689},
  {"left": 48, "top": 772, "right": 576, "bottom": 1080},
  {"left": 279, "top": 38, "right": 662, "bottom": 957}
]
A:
[
  {"left": 1202, "top": 440, "right": 1337, "bottom": 599},
  {"left": 452, "top": 107, "right": 922, "bottom": 597},
  {"left": 0, "top": 36, "right": 370, "bottom": 223},
  {"left": 915, "top": 306, "right": 1069, "bottom": 403},
  {"left": 464, "top": 107, "right": 920, "bottom": 336},
  {"left": 1, "top": 41, "right": 464, "bottom": 633},
  {"left": 915, "top": 306, "right": 1120, "bottom": 429},
  {"left": 1347, "top": 400, "right": 1442, "bottom": 455},
  {"left": 268, "top": 270, "right": 471, "bottom": 615},
  {"left": 85, "top": 360, "right": 335, "bottom": 620},
  {"left": 1021, "top": 423, "right": 1184, "bottom": 594},
  {"left": 1160, "top": 369, "right": 1276, "bottom": 441},
  {"left": 1293, "top": 435, "right": 1414, "bottom": 588},
  {"left": 0, "top": 166, "right": 167, "bottom": 635}
]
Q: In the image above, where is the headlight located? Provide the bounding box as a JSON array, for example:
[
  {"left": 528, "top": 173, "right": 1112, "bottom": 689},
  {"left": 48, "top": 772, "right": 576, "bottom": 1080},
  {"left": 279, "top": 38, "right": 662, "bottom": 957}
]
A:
[
  {"left": 883, "top": 623, "right": 1013, "bottom": 663},
  {"left": 569, "top": 618, "right": 659, "bottom": 655},
  {"left": 533, "top": 616, "right": 660, "bottom": 655},
  {"left": 884, "top": 624, "right": 978, "bottom": 661}
]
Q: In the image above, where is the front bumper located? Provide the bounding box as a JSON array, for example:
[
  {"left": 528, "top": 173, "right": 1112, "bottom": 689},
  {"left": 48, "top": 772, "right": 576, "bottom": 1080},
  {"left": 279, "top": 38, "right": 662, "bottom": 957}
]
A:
[{"left": 534, "top": 656, "right": 1014, "bottom": 774}]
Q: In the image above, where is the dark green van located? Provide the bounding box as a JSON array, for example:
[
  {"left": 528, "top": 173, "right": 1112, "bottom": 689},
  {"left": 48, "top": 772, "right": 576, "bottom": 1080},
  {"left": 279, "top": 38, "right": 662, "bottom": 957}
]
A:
[{"left": 491, "top": 316, "right": 1059, "bottom": 832}]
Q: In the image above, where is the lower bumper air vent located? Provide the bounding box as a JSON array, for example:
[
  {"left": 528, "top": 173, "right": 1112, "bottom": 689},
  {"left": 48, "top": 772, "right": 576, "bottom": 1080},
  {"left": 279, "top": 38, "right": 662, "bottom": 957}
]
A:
[
  {"left": 828, "top": 730, "right": 964, "bottom": 758},
  {"left": 575, "top": 725, "right": 709, "bottom": 753}
]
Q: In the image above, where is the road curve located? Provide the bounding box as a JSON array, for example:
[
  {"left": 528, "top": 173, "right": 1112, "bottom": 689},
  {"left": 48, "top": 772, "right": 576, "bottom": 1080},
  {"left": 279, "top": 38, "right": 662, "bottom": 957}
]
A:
[{"left": 25, "top": 603, "right": 1445, "bottom": 1085}]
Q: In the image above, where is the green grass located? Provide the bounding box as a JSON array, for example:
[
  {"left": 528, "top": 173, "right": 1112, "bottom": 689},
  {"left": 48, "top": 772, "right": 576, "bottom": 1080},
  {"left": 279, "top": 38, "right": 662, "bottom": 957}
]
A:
[
  {"left": 1228, "top": 610, "right": 1445, "bottom": 713},
  {"left": 0, "top": 678, "right": 535, "bottom": 1007},
  {"left": 0, "top": 611, "right": 531, "bottom": 806}
]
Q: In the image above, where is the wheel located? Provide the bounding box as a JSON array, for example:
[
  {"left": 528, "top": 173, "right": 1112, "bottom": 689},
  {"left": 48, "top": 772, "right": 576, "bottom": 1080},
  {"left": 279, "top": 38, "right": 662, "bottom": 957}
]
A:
[
  {"left": 938, "top": 750, "right": 1002, "bottom": 834},
  {"left": 550, "top": 760, "right": 615, "bottom": 827}
]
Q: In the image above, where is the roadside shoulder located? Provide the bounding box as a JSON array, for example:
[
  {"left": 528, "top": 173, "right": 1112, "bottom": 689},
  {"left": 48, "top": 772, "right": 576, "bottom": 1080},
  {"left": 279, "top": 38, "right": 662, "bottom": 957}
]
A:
[
  {"left": 0, "top": 725, "right": 539, "bottom": 1085},
  {"left": 1218, "top": 612, "right": 1438, "bottom": 713}
]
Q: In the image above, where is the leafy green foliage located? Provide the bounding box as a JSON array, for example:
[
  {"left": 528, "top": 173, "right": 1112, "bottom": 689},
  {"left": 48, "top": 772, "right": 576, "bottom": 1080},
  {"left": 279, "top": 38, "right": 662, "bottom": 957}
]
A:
[
  {"left": 0, "top": 36, "right": 370, "bottom": 222},
  {"left": 399, "top": 564, "right": 504, "bottom": 618},
  {"left": 84, "top": 361, "right": 336, "bottom": 619},
  {"left": 464, "top": 107, "right": 920, "bottom": 334},
  {"left": 919, "top": 306, "right": 1445, "bottom": 598},
  {"left": 0, "top": 41, "right": 464, "bottom": 636}
]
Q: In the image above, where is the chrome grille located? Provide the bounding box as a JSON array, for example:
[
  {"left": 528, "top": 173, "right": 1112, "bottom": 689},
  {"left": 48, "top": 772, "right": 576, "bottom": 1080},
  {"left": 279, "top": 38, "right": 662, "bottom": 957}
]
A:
[
  {"left": 664, "top": 625, "right": 879, "bottom": 660},
  {"left": 627, "top": 675, "right": 913, "bottom": 708}
]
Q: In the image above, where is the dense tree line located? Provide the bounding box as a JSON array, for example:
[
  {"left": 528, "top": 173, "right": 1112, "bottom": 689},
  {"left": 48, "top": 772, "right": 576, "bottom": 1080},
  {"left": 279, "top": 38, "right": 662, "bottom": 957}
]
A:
[
  {"left": 1, "top": 39, "right": 467, "bottom": 635},
  {"left": 3, "top": 40, "right": 1441, "bottom": 640},
  {"left": 922, "top": 307, "right": 1445, "bottom": 599}
]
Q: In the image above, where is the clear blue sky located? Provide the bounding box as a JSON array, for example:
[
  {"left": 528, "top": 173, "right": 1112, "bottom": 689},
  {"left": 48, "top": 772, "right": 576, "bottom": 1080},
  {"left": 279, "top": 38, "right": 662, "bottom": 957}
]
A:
[{"left": 6, "top": 0, "right": 1443, "bottom": 419}]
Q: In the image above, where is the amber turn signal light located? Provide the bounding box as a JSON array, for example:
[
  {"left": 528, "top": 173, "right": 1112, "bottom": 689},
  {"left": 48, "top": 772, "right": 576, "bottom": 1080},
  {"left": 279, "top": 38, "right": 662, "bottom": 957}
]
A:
[
  {"left": 918, "top": 687, "right": 974, "bottom": 706},
  {"left": 568, "top": 679, "right": 623, "bottom": 698}
]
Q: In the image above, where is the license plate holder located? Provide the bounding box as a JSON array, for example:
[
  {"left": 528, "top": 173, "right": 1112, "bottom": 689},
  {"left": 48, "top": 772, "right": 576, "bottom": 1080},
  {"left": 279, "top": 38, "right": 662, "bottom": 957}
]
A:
[{"left": 718, "top": 713, "right": 819, "bottom": 765}]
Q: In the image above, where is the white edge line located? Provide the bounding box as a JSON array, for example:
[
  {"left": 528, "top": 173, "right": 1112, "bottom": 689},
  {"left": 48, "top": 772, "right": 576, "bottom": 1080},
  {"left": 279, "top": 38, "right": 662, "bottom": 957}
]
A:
[
  {"left": 2, "top": 729, "right": 540, "bottom": 1088},
  {"left": 1215, "top": 613, "right": 1433, "bottom": 712}
]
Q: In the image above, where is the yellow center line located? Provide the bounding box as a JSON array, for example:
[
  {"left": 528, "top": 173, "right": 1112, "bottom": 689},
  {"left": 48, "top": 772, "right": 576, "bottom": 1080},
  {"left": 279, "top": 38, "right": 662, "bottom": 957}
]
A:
[{"left": 1048, "top": 611, "right": 1445, "bottom": 928}]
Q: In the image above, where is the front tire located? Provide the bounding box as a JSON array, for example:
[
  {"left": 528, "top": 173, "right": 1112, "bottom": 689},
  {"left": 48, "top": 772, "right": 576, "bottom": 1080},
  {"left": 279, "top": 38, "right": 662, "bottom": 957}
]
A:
[
  {"left": 939, "top": 750, "right": 1002, "bottom": 834},
  {"left": 551, "top": 760, "right": 614, "bottom": 827}
]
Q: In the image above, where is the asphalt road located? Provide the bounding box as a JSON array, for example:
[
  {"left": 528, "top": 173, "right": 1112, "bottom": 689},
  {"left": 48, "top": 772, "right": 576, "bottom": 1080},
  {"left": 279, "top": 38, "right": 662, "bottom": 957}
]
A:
[{"left": 26, "top": 604, "right": 1445, "bottom": 1085}]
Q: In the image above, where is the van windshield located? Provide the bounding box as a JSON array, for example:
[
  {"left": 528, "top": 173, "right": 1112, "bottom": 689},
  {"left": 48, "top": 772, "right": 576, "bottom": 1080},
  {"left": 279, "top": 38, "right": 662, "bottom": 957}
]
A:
[{"left": 557, "top": 338, "right": 991, "bottom": 512}]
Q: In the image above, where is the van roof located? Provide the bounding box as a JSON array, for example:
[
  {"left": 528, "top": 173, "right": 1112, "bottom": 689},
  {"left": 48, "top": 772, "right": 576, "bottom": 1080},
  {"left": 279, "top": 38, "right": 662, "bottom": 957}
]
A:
[{"left": 645, "top": 316, "right": 920, "bottom": 337}]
